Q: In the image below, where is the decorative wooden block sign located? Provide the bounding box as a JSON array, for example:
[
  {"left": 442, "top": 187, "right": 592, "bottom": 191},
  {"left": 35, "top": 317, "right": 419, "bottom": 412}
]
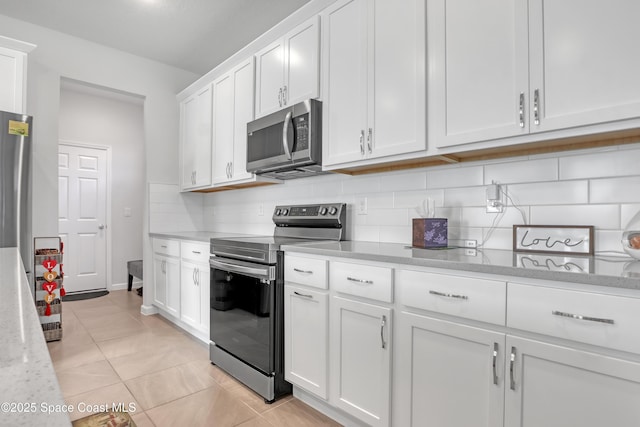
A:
[{"left": 513, "top": 225, "right": 594, "bottom": 255}]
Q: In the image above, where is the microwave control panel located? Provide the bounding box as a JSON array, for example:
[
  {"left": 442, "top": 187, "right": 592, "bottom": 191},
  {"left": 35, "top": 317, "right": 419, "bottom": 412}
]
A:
[{"left": 293, "top": 115, "right": 309, "bottom": 151}]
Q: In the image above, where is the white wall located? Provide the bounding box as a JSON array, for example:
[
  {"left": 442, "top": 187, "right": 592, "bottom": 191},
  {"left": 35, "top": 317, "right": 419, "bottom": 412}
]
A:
[
  {"left": 197, "top": 142, "right": 640, "bottom": 256},
  {"left": 58, "top": 82, "right": 145, "bottom": 286}
]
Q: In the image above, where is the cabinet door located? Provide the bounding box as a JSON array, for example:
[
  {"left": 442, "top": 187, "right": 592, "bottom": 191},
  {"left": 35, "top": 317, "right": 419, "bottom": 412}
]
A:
[
  {"left": 529, "top": 0, "right": 640, "bottom": 133},
  {"left": 429, "top": 0, "right": 529, "bottom": 147},
  {"left": 322, "top": 0, "right": 369, "bottom": 166},
  {"left": 164, "top": 256, "right": 180, "bottom": 317},
  {"left": 505, "top": 335, "right": 640, "bottom": 427},
  {"left": 284, "top": 285, "right": 329, "bottom": 399},
  {"left": 395, "top": 312, "right": 505, "bottom": 427},
  {"left": 231, "top": 58, "right": 255, "bottom": 181},
  {"left": 370, "top": 0, "right": 426, "bottom": 159},
  {"left": 330, "top": 296, "right": 391, "bottom": 427},
  {"left": 152, "top": 255, "right": 167, "bottom": 309},
  {"left": 180, "top": 260, "right": 200, "bottom": 327},
  {"left": 255, "top": 39, "right": 285, "bottom": 118},
  {"left": 284, "top": 16, "right": 320, "bottom": 107},
  {"left": 0, "top": 46, "right": 26, "bottom": 114},
  {"left": 181, "top": 85, "right": 212, "bottom": 189},
  {"left": 212, "top": 73, "right": 234, "bottom": 184}
]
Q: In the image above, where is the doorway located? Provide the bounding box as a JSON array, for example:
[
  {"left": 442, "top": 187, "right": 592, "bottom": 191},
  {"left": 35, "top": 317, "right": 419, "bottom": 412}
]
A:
[{"left": 58, "top": 142, "right": 110, "bottom": 293}]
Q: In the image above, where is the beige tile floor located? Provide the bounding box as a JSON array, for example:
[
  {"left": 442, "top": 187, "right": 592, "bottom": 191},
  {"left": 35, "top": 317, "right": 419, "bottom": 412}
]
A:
[{"left": 48, "top": 289, "right": 341, "bottom": 427}]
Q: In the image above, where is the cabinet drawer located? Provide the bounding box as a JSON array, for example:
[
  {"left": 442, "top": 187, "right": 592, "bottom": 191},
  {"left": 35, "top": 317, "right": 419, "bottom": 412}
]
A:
[
  {"left": 180, "top": 241, "right": 210, "bottom": 263},
  {"left": 330, "top": 261, "right": 393, "bottom": 303},
  {"left": 153, "top": 238, "right": 180, "bottom": 257},
  {"left": 285, "top": 255, "right": 328, "bottom": 289},
  {"left": 508, "top": 282, "right": 640, "bottom": 355},
  {"left": 397, "top": 270, "right": 506, "bottom": 325}
]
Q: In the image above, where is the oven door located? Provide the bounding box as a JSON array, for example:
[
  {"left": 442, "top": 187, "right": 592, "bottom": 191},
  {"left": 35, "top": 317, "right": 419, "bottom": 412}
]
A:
[{"left": 209, "top": 256, "right": 277, "bottom": 375}]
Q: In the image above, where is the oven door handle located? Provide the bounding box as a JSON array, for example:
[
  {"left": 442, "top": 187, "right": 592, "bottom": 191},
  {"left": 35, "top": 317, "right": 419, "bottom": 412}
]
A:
[{"left": 210, "top": 258, "right": 274, "bottom": 281}]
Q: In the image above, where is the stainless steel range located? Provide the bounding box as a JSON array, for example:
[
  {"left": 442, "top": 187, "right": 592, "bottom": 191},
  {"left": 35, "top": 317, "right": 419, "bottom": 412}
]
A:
[{"left": 209, "top": 203, "right": 346, "bottom": 402}]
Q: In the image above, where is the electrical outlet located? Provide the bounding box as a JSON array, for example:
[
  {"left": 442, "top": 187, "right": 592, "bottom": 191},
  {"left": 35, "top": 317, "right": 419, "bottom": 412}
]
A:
[
  {"left": 465, "top": 248, "right": 478, "bottom": 257},
  {"left": 464, "top": 239, "right": 477, "bottom": 248},
  {"left": 258, "top": 204, "right": 264, "bottom": 216},
  {"left": 356, "top": 197, "right": 368, "bottom": 215},
  {"left": 486, "top": 183, "right": 504, "bottom": 213}
]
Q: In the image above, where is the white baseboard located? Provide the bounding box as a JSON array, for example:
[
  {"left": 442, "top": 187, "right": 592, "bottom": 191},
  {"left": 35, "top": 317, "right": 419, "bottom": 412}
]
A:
[
  {"left": 140, "top": 304, "right": 158, "bottom": 315},
  {"left": 292, "top": 387, "right": 367, "bottom": 427},
  {"left": 109, "top": 279, "right": 143, "bottom": 291}
]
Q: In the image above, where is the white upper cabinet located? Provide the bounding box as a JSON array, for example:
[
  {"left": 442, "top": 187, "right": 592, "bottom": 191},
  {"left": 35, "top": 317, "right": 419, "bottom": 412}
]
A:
[
  {"left": 322, "top": 0, "right": 426, "bottom": 168},
  {"left": 0, "top": 37, "right": 35, "bottom": 114},
  {"left": 428, "top": 0, "right": 528, "bottom": 147},
  {"left": 255, "top": 16, "right": 320, "bottom": 118},
  {"left": 180, "top": 85, "right": 212, "bottom": 190},
  {"left": 212, "top": 57, "right": 256, "bottom": 185},
  {"left": 432, "top": 0, "right": 640, "bottom": 148},
  {"left": 528, "top": 0, "right": 640, "bottom": 133}
]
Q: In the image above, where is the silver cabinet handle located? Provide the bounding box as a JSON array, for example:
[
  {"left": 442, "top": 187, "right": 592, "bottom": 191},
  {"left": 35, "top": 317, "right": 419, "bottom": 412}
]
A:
[
  {"left": 509, "top": 346, "right": 516, "bottom": 391},
  {"left": 293, "top": 268, "right": 313, "bottom": 274},
  {"left": 492, "top": 343, "right": 499, "bottom": 386},
  {"left": 282, "top": 111, "right": 293, "bottom": 160},
  {"left": 229, "top": 162, "right": 233, "bottom": 178},
  {"left": 282, "top": 85, "right": 287, "bottom": 106},
  {"left": 359, "top": 130, "right": 365, "bottom": 155},
  {"left": 278, "top": 87, "right": 283, "bottom": 107},
  {"left": 293, "top": 291, "right": 313, "bottom": 299},
  {"left": 552, "top": 310, "right": 615, "bottom": 325},
  {"left": 367, "top": 128, "right": 373, "bottom": 154},
  {"left": 519, "top": 92, "right": 525, "bottom": 128},
  {"left": 429, "top": 290, "right": 469, "bottom": 300},
  {"left": 161, "top": 245, "right": 168, "bottom": 249},
  {"left": 347, "top": 276, "right": 373, "bottom": 285},
  {"left": 161, "top": 260, "right": 166, "bottom": 274},
  {"left": 380, "top": 315, "right": 387, "bottom": 349},
  {"left": 192, "top": 251, "right": 201, "bottom": 255},
  {"left": 196, "top": 267, "right": 200, "bottom": 286},
  {"left": 533, "top": 89, "right": 540, "bottom": 125},
  {"left": 193, "top": 267, "right": 197, "bottom": 285}
]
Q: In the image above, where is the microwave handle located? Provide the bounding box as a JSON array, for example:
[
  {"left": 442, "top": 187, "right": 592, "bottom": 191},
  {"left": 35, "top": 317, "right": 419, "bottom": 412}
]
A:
[{"left": 282, "top": 111, "right": 294, "bottom": 160}]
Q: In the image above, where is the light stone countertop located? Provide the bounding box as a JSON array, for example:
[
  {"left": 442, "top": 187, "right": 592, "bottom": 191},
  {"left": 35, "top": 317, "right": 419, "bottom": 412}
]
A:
[
  {"left": 149, "top": 231, "right": 256, "bottom": 243},
  {"left": 281, "top": 241, "right": 640, "bottom": 291},
  {"left": 0, "top": 247, "right": 71, "bottom": 426}
]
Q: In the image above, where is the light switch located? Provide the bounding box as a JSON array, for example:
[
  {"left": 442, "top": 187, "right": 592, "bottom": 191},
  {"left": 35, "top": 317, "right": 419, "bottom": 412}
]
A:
[{"left": 123, "top": 207, "right": 132, "bottom": 217}]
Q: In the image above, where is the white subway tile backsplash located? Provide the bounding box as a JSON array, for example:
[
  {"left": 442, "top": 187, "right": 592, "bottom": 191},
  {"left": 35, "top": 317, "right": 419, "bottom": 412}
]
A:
[
  {"left": 427, "top": 165, "right": 483, "bottom": 189},
  {"left": 530, "top": 205, "right": 620, "bottom": 229},
  {"left": 485, "top": 158, "right": 558, "bottom": 184},
  {"left": 508, "top": 181, "right": 588, "bottom": 205},
  {"left": 560, "top": 148, "right": 640, "bottom": 180},
  {"left": 141, "top": 145, "right": 639, "bottom": 258},
  {"left": 444, "top": 187, "right": 486, "bottom": 207},
  {"left": 379, "top": 170, "right": 427, "bottom": 192},
  {"left": 590, "top": 177, "right": 640, "bottom": 203}
]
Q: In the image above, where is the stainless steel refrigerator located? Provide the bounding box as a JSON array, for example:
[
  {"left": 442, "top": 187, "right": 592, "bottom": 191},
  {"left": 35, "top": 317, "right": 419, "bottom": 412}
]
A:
[{"left": 0, "top": 110, "right": 32, "bottom": 281}]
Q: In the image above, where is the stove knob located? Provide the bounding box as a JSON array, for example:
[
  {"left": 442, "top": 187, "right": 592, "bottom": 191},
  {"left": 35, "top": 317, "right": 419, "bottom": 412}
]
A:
[
  {"left": 329, "top": 206, "right": 338, "bottom": 215},
  {"left": 275, "top": 208, "right": 282, "bottom": 216},
  {"left": 282, "top": 208, "right": 289, "bottom": 216},
  {"left": 319, "top": 207, "right": 328, "bottom": 216}
]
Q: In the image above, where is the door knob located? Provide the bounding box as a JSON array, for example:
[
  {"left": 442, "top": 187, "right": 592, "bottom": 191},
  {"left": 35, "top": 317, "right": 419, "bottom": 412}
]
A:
[{"left": 98, "top": 224, "right": 105, "bottom": 230}]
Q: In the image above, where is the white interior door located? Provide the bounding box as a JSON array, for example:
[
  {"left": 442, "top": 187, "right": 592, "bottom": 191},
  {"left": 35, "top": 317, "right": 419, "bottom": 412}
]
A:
[{"left": 58, "top": 143, "right": 108, "bottom": 293}]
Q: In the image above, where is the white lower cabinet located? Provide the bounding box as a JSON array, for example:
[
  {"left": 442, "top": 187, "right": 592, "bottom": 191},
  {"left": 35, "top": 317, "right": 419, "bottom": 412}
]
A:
[
  {"left": 179, "top": 241, "right": 210, "bottom": 334},
  {"left": 396, "top": 312, "right": 505, "bottom": 427},
  {"left": 504, "top": 335, "right": 640, "bottom": 427},
  {"left": 330, "top": 296, "right": 391, "bottom": 427},
  {"left": 152, "top": 253, "right": 180, "bottom": 317},
  {"left": 284, "top": 284, "right": 329, "bottom": 399}
]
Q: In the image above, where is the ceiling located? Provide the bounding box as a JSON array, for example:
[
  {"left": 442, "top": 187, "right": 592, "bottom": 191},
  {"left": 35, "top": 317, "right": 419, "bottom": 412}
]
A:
[{"left": 0, "top": 0, "right": 311, "bottom": 75}]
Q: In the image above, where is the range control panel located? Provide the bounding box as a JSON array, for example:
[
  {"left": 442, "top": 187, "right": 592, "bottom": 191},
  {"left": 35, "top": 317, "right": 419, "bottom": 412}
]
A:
[{"left": 274, "top": 203, "right": 343, "bottom": 218}]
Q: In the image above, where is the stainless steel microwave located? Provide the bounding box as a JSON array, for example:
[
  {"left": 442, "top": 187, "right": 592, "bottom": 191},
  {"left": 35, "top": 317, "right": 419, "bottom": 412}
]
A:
[{"left": 246, "top": 99, "right": 325, "bottom": 179}]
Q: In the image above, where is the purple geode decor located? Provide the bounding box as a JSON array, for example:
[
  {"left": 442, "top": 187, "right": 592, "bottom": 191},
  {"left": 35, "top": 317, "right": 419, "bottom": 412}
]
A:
[{"left": 412, "top": 218, "right": 448, "bottom": 248}]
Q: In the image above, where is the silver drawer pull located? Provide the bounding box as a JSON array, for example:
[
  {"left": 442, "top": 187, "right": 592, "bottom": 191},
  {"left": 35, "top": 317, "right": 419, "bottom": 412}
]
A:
[
  {"left": 429, "top": 290, "right": 469, "bottom": 300},
  {"left": 293, "top": 291, "right": 313, "bottom": 299},
  {"left": 293, "top": 268, "right": 313, "bottom": 274},
  {"left": 509, "top": 347, "right": 516, "bottom": 391},
  {"left": 552, "top": 310, "right": 615, "bottom": 325},
  {"left": 192, "top": 251, "right": 201, "bottom": 254},
  {"left": 160, "top": 245, "right": 168, "bottom": 248},
  {"left": 347, "top": 276, "right": 373, "bottom": 285}
]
